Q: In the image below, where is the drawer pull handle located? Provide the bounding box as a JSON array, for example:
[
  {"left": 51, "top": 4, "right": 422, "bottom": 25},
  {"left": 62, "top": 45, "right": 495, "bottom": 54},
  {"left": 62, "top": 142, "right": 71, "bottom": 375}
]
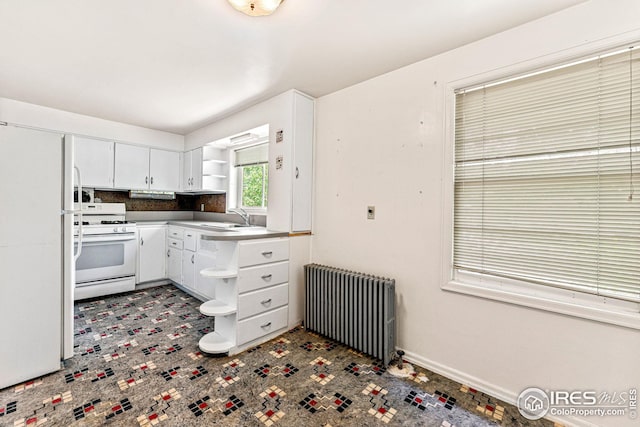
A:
[
  {"left": 261, "top": 322, "right": 272, "bottom": 328},
  {"left": 261, "top": 251, "right": 273, "bottom": 256},
  {"left": 186, "top": 234, "right": 192, "bottom": 237},
  {"left": 261, "top": 299, "right": 272, "bottom": 305},
  {"left": 261, "top": 274, "right": 272, "bottom": 280}
]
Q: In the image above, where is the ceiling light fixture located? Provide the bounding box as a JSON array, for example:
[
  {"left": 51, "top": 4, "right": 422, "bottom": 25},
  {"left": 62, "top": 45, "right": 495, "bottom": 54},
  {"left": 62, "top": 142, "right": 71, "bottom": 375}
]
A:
[{"left": 227, "top": 0, "right": 284, "bottom": 17}]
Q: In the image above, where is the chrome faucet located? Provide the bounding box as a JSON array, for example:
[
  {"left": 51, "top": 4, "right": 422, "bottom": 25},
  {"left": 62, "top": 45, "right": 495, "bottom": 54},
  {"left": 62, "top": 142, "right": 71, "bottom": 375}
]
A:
[{"left": 229, "top": 208, "right": 251, "bottom": 226}]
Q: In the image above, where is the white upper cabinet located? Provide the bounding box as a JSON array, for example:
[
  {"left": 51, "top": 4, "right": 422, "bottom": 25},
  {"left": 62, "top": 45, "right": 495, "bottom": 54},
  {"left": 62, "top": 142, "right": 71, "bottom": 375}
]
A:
[
  {"left": 150, "top": 148, "right": 180, "bottom": 191},
  {"left": 182, "top": 148, "right": 203, "bottom": 191},
  {"left": 74, "top": 137, "right": 114, "bottom": 188},
  {"left": 114, "top": 143, "right": 180, "bottom": 191},
  {"left": 114, "top": 143, "right": 148, "bottom": 189}
]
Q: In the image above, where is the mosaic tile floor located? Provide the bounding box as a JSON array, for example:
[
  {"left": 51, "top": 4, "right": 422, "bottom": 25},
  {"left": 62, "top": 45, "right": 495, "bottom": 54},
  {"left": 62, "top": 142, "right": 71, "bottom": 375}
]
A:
[{"left": 0, "top": 285, "right": 554, "bottom": 426}]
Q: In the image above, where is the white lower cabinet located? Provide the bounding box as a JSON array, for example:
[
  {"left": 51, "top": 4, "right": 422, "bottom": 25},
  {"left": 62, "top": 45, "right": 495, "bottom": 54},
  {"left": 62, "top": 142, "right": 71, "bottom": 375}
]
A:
[
  {"left": 167, "top": 247, "right": 182, "bottom": 284},
  {"left": 137, "top": 226, "right": 167, "bottom": 284},
  {"left": 197, "top": 236, "right": 289, "bottom": 355},
  {"left": 182, "top": 249, "right": 196, "bottom": 291}
]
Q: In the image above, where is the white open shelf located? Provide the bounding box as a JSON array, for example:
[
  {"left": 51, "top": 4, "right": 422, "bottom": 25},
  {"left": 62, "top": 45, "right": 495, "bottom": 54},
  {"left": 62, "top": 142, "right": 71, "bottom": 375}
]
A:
[
  {"left": 203, "top": 159, "right": 227, "bottom": 164},
  {"left": 199, "top": 332, "right": 234, "bottom": 354},
  {"left": 200, "top": 299, "right": 237, "bottom": 316},
  {"left": 200, "top": 268, "right": 237, "bottom": 279},
  {"left": 203, "top": 174, "right": 227, "bottom": 178}
]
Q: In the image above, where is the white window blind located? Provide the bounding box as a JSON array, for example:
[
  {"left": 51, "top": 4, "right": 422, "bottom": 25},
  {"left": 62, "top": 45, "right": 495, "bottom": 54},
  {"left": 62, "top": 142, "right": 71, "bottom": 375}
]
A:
[
  {"left": 233, "top": 143, "right": 268, "bottom": 167},
  {"left": 454, "top": 47, "right": 640, "bottom": 303}
]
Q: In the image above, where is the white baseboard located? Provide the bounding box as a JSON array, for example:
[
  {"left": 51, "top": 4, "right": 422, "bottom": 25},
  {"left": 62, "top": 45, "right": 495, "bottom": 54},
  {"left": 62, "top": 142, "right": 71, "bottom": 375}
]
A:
[
  {"left": 398, "top": 348, "right": 601, "bottom": 427},
  {"left": 135, "top": 279, "right": 171, "bottom": 291}
]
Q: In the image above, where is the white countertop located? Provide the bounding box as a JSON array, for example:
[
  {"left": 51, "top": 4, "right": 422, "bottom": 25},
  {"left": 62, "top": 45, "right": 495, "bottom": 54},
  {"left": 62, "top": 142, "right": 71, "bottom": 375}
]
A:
[{"left": 136, "top": 220, "right": 288, "bottom": 240}]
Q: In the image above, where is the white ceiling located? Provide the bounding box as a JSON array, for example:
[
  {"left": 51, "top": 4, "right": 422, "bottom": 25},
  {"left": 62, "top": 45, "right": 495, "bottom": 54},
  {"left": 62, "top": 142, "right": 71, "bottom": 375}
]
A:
[{"left": 0, "top": 0, "right": 584, "bottom": 135}]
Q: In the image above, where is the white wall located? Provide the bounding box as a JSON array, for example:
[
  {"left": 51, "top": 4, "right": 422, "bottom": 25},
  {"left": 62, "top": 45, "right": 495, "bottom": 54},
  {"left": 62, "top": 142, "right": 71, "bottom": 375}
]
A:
[
  {"left": 312, "top": 1, "right": 640, "bottom": 426},
  {"left": 0, "top": 97, "right": 183, "bottom": 150}
]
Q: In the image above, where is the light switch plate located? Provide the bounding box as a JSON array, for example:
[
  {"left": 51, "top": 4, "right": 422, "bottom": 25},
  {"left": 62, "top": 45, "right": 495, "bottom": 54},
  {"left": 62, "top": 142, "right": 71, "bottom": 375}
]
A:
[{"left": 276, "top": 129, "right": 284, "bottom": 143}]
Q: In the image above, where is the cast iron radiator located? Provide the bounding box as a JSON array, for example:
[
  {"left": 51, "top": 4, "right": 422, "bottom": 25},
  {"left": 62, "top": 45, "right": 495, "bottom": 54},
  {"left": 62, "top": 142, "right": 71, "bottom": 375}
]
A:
[{"left": 304, "top": 264, "right": 396, "bottom": 365}]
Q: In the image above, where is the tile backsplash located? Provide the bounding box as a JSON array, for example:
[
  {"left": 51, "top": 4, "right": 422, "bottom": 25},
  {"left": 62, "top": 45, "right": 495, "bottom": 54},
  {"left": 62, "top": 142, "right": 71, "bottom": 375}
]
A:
[{"left": 95, "top": 190, "right": 226, "bottom": 213}]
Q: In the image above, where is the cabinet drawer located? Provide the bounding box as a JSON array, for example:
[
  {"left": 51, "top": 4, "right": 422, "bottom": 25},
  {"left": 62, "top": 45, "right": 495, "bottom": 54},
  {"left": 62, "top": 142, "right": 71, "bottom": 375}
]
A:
[
  {"left": 183, "top": 230, "right": 197, "bottom": 251},
  {"left": 237, "top": 306, "right": 288, "bottom": 345},
  {"left": 238, "top": 238, "right": 289, "bottom": 267},
  {"left": 167, "top": 238, "right": 183, "bottom": 250},
  {"left": 237, "top": 261, "right": 289, "bottom": 293},
  {"left": 238, "top": 283, "right": 288, "bottom": 320},
  {"left": 168, "top": 227, "right": 184, "bottom": 240}
]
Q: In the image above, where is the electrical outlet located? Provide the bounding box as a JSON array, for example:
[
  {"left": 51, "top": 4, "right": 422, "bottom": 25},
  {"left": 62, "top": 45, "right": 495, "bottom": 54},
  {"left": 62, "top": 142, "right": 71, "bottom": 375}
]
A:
[
  {"left": 367, "top": 206, "right": 375, "bottom": 220},
  {"left": 201, "top": 203, "right": 205, "bottom": 212},
  {"left": 276, "top": 129, "right": 284, "bottom": 143}
]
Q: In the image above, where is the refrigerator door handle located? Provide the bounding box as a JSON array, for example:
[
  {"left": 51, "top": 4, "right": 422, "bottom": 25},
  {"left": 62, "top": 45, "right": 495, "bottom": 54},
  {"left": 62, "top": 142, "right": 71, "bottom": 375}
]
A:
[{"left": 73, "top": 165, "right": 83, "bottom": 261}]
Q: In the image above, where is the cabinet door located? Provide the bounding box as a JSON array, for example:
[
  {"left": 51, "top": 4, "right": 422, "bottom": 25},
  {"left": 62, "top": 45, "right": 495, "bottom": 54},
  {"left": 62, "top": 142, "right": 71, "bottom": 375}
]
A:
[
  {"left": 137, "top": 226, "right": 166, "bottom": 283},
  {"left": 182, "top": 150, "right": 192, "bottom": 191},
  {"left": 291, "top": 94, "right": 314, "bottom": 232},
  {"left": 75, "top": 137, "right": 114, "bottom": 188},
  {"left": 182, "top": 250, "right": 196, "bottom": 291},
  {"left": 150, "top": 149, "right": 180, "bottom": 191},
  {"left": 182, "top": 149, "right": 203, "bottom": 192},
  {"left": 191, "top": 148, "right": 203, "bottom": 190},
  {"left": 114, "top": 143, "right": 149, "bottom": 189},
  {"left": 167, "top": 247, "right": 182, "bottom": 284}
]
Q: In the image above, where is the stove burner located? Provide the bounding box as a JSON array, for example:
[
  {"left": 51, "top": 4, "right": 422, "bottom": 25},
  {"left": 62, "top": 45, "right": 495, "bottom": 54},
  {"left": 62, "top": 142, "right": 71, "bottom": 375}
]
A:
[
  {"left": 100, "top": 220, "right": 130, "bottom": 224},
  {"left": 74, "top": 221, "right": 90, "bottom": 226}
]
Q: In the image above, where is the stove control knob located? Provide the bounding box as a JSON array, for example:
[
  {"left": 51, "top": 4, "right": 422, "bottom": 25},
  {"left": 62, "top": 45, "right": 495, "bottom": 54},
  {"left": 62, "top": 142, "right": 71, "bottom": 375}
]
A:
[
  {"left": 113, "top": 227, "right": 118, "bottom": 232},
  {"left": 121, "top": 227, "right": 126, "bottom": 232}
]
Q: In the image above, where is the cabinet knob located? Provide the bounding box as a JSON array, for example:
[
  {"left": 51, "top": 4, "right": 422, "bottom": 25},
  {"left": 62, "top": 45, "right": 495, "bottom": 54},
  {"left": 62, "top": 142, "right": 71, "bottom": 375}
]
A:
[
  {"left": 145, "top": 176, "right": 148, "bottom": 184},
  {"left": 150, "top": 176, "right": 154, "bottom": 185}
]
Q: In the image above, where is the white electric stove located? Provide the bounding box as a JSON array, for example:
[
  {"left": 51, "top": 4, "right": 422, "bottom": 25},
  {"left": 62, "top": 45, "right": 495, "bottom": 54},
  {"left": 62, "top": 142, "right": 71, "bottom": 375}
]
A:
[{"left": 74, "top": 203, "right": 138, "bottom": 300}]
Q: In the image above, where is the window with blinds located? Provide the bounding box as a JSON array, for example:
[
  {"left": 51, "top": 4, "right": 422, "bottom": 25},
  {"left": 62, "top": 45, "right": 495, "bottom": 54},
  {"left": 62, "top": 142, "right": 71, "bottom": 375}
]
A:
[
  {"left": 233, "top": 142, "right": 269, "bottom": 210},
  {"left": 233, "top": 142, "right": 269, "bottom": 167},
  {"left": 454, "top": 47, "right": 639, "bottom": 303}
]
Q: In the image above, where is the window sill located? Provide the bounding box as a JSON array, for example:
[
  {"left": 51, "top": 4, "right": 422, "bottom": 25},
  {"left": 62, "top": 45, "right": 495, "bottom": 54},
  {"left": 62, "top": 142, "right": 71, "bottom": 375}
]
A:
[{"left": 443, "top": 279, "right": 640, "bottom": 330}]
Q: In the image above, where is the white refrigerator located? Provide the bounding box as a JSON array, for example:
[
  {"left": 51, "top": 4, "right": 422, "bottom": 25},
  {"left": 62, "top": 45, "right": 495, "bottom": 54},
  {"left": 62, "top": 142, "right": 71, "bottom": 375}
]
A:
[{"left": 0, "top": 125, "right": 77, "bottom": 389}]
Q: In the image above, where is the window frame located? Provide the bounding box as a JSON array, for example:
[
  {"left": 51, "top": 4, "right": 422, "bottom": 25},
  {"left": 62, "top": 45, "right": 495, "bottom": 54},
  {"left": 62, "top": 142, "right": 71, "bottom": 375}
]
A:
[{"left": 441, "top": 41, "right": 640, "bottom": 330}]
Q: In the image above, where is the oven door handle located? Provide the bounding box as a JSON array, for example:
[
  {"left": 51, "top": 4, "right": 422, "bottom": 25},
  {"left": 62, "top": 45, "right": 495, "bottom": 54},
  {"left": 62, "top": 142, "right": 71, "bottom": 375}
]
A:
[{"left": 79, "top": 233, "right": 137, "bottom": 243}]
